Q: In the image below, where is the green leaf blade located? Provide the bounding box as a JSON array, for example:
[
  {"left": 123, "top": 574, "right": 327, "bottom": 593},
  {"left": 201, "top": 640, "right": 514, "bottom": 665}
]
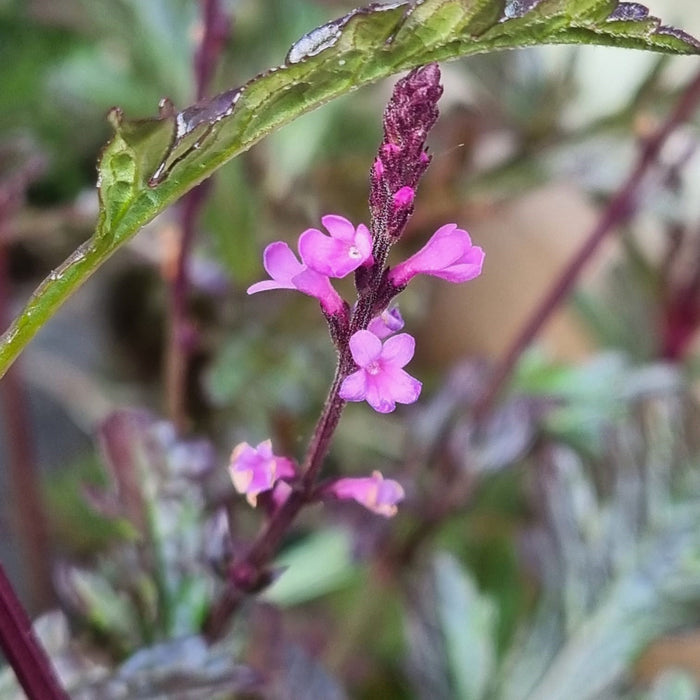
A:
[{"left": 1, "top": 0, "right": 698, "bottom": 377}]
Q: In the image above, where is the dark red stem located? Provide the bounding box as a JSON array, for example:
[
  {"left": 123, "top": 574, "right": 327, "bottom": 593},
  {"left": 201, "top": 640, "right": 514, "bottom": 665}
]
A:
[
  {"left": 165, "top": 0, "right": 230, "bottom": 429},
  {"left": 204, "top": 64, "right": 444, "bottom": 638},
  {"left": 477, "top": 67, "right": 700, "bottom": 415},
  {"left": 0, "top": 563, "right": 67, "bottom": 699}
]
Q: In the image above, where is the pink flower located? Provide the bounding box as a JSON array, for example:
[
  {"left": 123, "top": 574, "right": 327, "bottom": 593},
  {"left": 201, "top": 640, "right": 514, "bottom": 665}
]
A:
[
  {"left": 367, "top": 307, "right": 404, "bottom": 339},
  {"left": 229, "top": 440, "right": 296, "bottom": 507},
  {"left": 326, "top": 470, "right": 405, "bottom": 517},
  {"left": 339, "top": 330, "right": 421, "bottom": 413},
  {"left": 247, "top": 241, "right": 344, "bottom": 315},
  {"left": 298, "top": 215, "right": 373, "bottom": 278},
  {"left": 388, "top": 223, "right": 484, "bottom": 287}
]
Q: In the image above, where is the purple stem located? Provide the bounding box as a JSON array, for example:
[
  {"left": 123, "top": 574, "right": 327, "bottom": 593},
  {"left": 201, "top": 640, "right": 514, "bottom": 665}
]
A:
[
  {"left": 477, "top": 67, "right": 700, "bottom": 415},
  {"left": 0, "top": 563, "right": 67, "bottom": 699},
  {"left": 0, "top": 157, "right": 54, "bottom": 611},
  {"left": 165, "top": 0, "right": 230, "bottom": 430},
  {"left": 204, "top": 310, "right": 357, "bottom": 639},
  {"left": 0, "top": 247, "right": 53, "bottom": 613},
  {"left": 204, "top": 66, "right": 443, "bottom": 639}
]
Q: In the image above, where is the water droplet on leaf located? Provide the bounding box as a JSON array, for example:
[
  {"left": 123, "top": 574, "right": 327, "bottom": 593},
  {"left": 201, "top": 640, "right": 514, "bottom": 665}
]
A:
[
  {"left": 148, "top": 88, "right": 242, "bottom": 187},
  {"left": 286, "top": 20, "right": 344, "bottom": 64}
]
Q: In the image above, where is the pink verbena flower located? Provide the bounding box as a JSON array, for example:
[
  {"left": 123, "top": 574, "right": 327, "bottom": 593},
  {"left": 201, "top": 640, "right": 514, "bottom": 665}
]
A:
[
  {"left": 298, "top": 215, "right": 373, "bottom": 278},
  {"left": 326, "top": 470, "right": 405, "bottom": 517},
  {"left": 367, "top": 307, "right": 404, "bottom": 339},
  {"left": 339, "top": 330, "right": 421, "bottom": 413},
  {"left": 229, "top": 439, "right": 296, "bottom": 506},
  {"left": 247, "top": 241, "right": 344, "bottom": 315},
  {"left": 388, "top": 223, "right": 485, "bottom": 287}
]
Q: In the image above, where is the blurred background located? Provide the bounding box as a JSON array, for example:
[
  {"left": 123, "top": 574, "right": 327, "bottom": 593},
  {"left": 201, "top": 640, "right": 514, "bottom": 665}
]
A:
[{"left": 2, "top": 0, "right": 700, "bottom": 697}]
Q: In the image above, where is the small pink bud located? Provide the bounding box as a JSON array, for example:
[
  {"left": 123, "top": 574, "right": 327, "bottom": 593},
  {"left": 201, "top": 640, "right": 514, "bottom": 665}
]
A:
[
  {"left": 393, "top": 186, "right": 415, "bottom": 209},
  {"left": 382, "top": 143, "right": 401, "bottom": 158},
  {"left": 367, "top": 307, "right": 404, "bottom": 339},
  {"left": 373, "top": 158, "right": 385, "bottom": 179}
]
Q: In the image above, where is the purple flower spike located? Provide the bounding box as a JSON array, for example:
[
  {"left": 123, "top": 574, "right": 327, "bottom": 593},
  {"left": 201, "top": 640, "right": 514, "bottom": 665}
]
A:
[
  {"left": 367, "top": 307, "right": 404, "bottom": 339},
  {"left": 369, "top": 64, "right": 443, "bottom": 240},
  {"left": 229, "top": 439, "right": 296, "bottom": 506},
  {"left": 247, "top": 241, "right": 345, "bottom": 315},
  {"left": 339, "top": 330, "right": 421, "bottom": 413},
  {"left": 299, "top": 215, "right": 373, "bottom": 278},
  {"left": 327, "top": 470, "right": 405, "bottom": 517},
  {"left": 389, "top": 223, "right": 485, "bottom": 287}
]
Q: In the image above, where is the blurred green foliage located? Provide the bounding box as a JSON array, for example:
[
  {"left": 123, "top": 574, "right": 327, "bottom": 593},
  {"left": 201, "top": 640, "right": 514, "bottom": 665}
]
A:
[{"left": 1, "top": 1, "right": 700, "bottom": 698}]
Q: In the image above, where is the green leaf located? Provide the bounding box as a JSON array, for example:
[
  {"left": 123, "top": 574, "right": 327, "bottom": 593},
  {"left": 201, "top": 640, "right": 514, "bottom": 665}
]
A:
[
  {"left": 262, "top": 528, "right": 357, "bottom": 606},
  {"left": 433, "top": 553, "right": 498, "bottom": 700},
  {"left": 1, "top": 0, "right": 698, "bottom": 376}
]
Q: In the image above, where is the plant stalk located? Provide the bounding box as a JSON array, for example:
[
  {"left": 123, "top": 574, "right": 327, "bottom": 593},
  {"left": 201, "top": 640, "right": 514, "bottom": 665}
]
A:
[
  {"left": 0, "top": 563, "right": 67, "bottom": 699},
  {"left": 477, "top": 67, "right": 700, "bottom": 415}
]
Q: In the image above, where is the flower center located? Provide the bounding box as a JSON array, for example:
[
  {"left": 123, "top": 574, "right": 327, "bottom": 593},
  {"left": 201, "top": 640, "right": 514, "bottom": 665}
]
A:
[
  {"left": 348, "top": 245, "right": 362, "bottom": 259},
  {"left": 366, "top": 360, "right": 381, "bottom": 375}
]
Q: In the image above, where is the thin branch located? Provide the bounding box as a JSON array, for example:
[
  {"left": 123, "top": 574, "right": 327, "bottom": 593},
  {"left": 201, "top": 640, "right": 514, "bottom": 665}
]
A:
[
  {"left": 0, "top": 564, "right": 67, "bottom": 699},
  {"left": 0, "top": 154, "right": 54, "bottom": 610},
  {"left": 477, "top": 67, "right": 700, "bottom": 415},
  {"left": 165, "top": 0, "right": 231, "bottom": 430}
]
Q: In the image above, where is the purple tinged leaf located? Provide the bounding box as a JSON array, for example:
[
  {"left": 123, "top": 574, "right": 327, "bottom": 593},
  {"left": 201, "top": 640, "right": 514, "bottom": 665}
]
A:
[
  {"left": 97, "top": 409, "right": 154, "bottom": 530},
  {"left": 656, "top": 26, "right": 700, "bottom": 50},
  {"left": 608, "top": 3, "right": 649, "bottom": 22},
  {"left": 501, "top": 0, "right": 544, "bottom": 21},
  {"left": 149, "top": 88, "right": 243, "bottom": 187},
  {"left": 285, "top": 1, "right": 409, "bottom": 65}
]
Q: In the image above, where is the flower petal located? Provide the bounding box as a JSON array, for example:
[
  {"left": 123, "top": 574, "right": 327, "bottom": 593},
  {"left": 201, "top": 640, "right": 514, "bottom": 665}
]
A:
[
  {"left": 431, "top": 245, "right": 485, "bottom": 283},
  {"left": 380, "top": 333, "right": 415, "bottom": 368},
  {"left": 263, "top": 241, "right": 304, "bottom": 281},
  {"left": 348, "top": 330, "right": 382, "bottom": 367},
  {"left": 354, "top": 223, "right": 373, "bottom": 261},
  {"left": 292, "top": 268, "right": 345, "bottom": 315},
  {"left": 298, "top": 228, "right": 344, "bottom": 276},
  {"left": 339, "top": 370, "right": 368, "bottom": 402},
  {"left": 383, "top": 366, "right": 422, "bottom": 405},
  {"left": 321, "top": 214, "right": 356, "bottom": 242},
  {"left": 365, "top": 376, "right": 396, "bottom": 413},
  {"left": 247, "top": 279, "right": 289, "bottom": 294}
]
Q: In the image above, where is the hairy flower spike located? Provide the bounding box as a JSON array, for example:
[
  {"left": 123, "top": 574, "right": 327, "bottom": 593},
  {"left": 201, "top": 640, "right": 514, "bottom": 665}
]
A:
[
  {"left": 339, "top": 330, "right": 421, "bottom": 413},
  {"left": 229, "top": 440, "right": 296, "bottom": 506},
  {"left": 326, "top": 471, "right": 405, "bottom": 517},
  {"left": 369, "top": 63, "right": 443, "bottom": 241}
]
